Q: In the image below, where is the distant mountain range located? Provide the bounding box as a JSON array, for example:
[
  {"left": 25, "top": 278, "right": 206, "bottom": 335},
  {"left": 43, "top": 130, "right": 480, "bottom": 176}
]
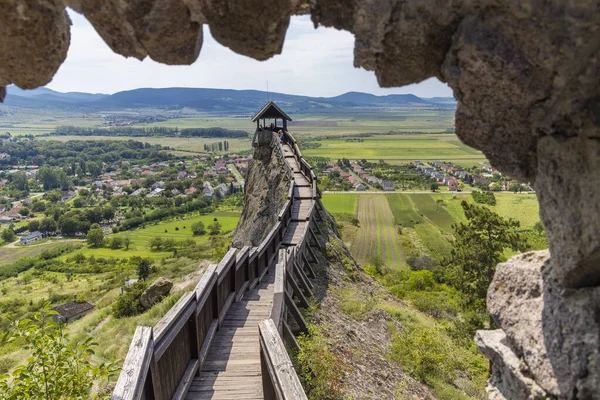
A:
[{"left": 2, "top": 86, "right": 456, "bottom": 113}]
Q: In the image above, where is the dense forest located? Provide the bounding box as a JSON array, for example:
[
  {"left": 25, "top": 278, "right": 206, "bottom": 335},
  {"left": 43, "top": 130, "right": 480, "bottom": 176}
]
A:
[{"left": 50, "top": 125, "right": 249, "bottom": 138}]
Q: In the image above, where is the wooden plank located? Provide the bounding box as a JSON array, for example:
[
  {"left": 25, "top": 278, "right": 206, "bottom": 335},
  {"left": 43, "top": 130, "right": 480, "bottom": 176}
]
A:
[
  {"left": 216, "top": 248, "right": 237, "bottom": 283},
  {"left": 288, "top": 272, "right": 309, "bottom": 308},
  {"left": 295, "top": 258, "right": 313, "bottom": 293},
  {"left": 172, "top": 359, "right": 200, "bottom": 400},
  {"left": 195, "top": 264, "right": 217, "bottom": 313},
  {"left": 259, "top": 319, "right": 307, "bottom": 400},
  {"left": 154, "top": 292, "right": 196, "bottom": 360},
  {"left": 235, "top": 280, "right": 249, "bottom": 302},
  {"left": 198, "top": 320, "right": 218, "bottom": 371},
  {"left": 285, "top": 291, "right": 308, "bottom": 334},
  {"left": 218, "top": 292, "right": 235, "bottom": 327},
  {"left": 301, "top": 252, "right": 316, "bottom": 278},
  {"left": 235, "top": 246, "right": 250, "bottom": 269},
  {"left": 112, "top": 326, "right": 153, "bottom": 400},
  {"left": 153, "top": 291, "right": 195, "bottom": 345}
]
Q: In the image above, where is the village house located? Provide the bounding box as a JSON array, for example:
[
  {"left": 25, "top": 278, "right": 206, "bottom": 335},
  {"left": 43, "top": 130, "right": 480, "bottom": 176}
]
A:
[
  {"left": 355, "top": 183, "right": 366, "bottom": 191},
  {"left": 21, "top": 231, "right": 43, "bottom": 244},
  {"left": 382, "top": 181, "right": 394, "bottom": 191},
  {"left": 52, "top": 301, "right": 95, "bottom": 323},
  {"left": 151, "top": 181, "right": 165, "bottom": 190}
]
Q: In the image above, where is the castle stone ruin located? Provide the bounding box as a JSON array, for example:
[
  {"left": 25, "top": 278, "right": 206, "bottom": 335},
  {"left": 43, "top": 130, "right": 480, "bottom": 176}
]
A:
[{"left": 1, "top": 1, "right": 599, "bottom": 398}]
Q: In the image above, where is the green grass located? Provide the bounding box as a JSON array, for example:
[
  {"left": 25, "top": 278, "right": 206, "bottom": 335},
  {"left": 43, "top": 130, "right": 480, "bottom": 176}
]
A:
[
  {"left": 491, "top": 193, "right": 541, "bottom": 228},
  {"left": 0, "top": 240, "right": 80, "bottom": 268},
  {"left": 74, "top": 210, "right": 240, "bottom": 260},
  {"left": 321, "top": 193, "right": 358, "bottom": 214}
]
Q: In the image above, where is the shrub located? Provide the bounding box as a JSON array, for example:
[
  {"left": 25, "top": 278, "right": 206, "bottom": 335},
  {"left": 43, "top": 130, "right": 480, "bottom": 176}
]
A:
[
  {"left": 409, "top": 291, "right": 459, "bottom": 319},
  {"left": 390, "top": 326, "right": 457, "bottom": 383},
  {"left": 295, "top": 325, "right": 347, "bottom": 400},
  {"left": 112, "top": 281, "right": 148, "bottom": 318},
  {"left": 191, "top": 221, "right": 206, "bottom": 235},
  {"left": 406, "top": 270, "right": 436, "bottom": 291}
]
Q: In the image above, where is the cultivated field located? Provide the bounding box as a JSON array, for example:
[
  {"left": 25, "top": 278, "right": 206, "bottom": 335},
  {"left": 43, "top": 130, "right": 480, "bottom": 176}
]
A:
[
  {"left": 323, "top": 191, "right": 544, "bottom": 269},
  {"left": 303, "top": 135, "right": 485, "bottom": 164},
  {"left": 351, "top": 195, "right": 404, "bottom": 268}
]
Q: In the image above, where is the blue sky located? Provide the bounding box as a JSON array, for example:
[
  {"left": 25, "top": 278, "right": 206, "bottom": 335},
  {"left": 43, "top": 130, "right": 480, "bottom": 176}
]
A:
[{"left": 46, "top": 10, "right": 453, "bottom": 98}]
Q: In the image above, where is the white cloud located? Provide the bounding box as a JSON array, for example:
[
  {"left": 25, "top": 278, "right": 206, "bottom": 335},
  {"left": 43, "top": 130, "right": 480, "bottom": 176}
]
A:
[{"left": 47, "top": 10, "right": 452, "bottom": 98}]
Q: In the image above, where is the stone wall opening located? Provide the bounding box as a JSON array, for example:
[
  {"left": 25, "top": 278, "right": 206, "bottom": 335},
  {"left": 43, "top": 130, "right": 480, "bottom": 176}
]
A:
[{"left": 1, "top": 1, "right": 598, "bottom": 398}]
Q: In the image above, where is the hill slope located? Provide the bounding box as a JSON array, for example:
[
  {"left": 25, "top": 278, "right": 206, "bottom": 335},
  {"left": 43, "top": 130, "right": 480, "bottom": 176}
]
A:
[{"left": 1, "top": 86, "right": 455, "bottom": 113}]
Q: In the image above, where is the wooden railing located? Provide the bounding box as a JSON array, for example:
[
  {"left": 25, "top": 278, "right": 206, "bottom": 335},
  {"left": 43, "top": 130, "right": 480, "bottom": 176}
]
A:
[{"left": 112, "top": 130, "right": 320, "bottom": 400}]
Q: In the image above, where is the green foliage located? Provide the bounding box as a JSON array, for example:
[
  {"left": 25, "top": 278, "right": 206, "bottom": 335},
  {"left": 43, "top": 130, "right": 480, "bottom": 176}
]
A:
[
  {"left": 409, "top": 291, "right": 459, "bottom": 319},
  {"left": 109, "top": 236, "right": 123, "bottom": 249},
  {"left": 445, "top": 201, "right": 528, "bottom": 312},
  {"left": 191, "top": 221, "right": 206, "bottom": 235},
  {"left": 471, "top": 190, "right": 496, "bottom": 206},
  {"left": 0, "top": 304, "right": 117, "bottom": 399},
  {"left": 132, "top": 256, "right": 152, "bottom": 281},
  {"left": 391, "top": 326, "right": 456, "bottom": 383},
  {"left": 112, "top": 282, "right": 148, "bottom": 318},
  {"left": 208, "top": 221, "right": 221, "bottom": 236},
  {"left": 86, "top": 224, "right": 104, "bottom": 247},
  {"left": 1, "top": 229, "right": 16, "bottom": 243},
  {"left": 295, "top": 325, "right": 347, "bottom": 400},
  {"left": 371, "top": 254, "right": 385, "bottom": 275}
]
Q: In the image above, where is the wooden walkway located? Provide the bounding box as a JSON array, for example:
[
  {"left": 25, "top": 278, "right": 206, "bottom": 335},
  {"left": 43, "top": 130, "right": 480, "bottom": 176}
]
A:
[
  {"left": 185, "top": 142, "right": 312, "bottom": 399},
  {"left": 186, "top": 272, "right": 275, "bottom": 399}
]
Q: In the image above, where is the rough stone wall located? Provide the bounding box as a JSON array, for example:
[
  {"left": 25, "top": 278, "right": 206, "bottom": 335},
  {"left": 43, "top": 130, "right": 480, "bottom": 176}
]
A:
[
  {"left": 1, "top": 1, "right": 599, "bottom": 398},
  {"left": 231, "top": 142, "right": 288, "bottom": 247}
]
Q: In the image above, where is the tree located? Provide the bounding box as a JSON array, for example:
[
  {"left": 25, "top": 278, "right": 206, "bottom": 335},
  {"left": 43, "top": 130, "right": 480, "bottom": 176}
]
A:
[
  {"left": 72, "top": 197, "right": 84, "bottom": 208},
  {"left": 149, "top": 236, "right": 163, "bottom": 251},
  {"left": 509, "top": 183, "right": 522, "bottom": 193},
  {"left": 10, "top": 172, "right": 29, "bottom": 192},
  {"left": 0, "top": 305, "right": 117, "bottom": 399},
  {"left": 430, "top": 183, "right": 439, "bottom": 192},
  {"left": 447, "top": 201, "right": 528, "bottom": 313},
  {"left": 102, "top": 205, "right": 115, "bottom": 221},
  {"left": 19, "top": 207, "right": 30, "bottom": 217},
  {"left": 123, "top": 236, "right": 131, "bottom": 250},
  {"left": 132, "top": 256, "right": 152, "bottom": 281},
  {"left": 1, "top": 228, "right": 16, "bottom": 243},
  {"left": 86, "top": 223, "right": 104, "bottom": 247},
  {"left": 208, "top": 221, "right": 221, "bottom": 236},
  {"left": 39, "top": 217, "right": 57, "bottom": 233},
  {"left": 45, "top": 190, "right": 62, "bottom": 203},
  {"left": 28, "top": 220, "right": 40, "bottom": 232},
  {"left": 191, "top": 221, "right": 206, "bottom": 235},
  {"left": 110, "top": 236, "right": 123, "bottom": 249}
]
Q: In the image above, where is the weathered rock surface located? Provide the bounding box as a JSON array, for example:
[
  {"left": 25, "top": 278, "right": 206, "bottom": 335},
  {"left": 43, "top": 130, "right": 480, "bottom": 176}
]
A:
[
  {"left": 479, "top": 251, "right": 600, "bottom": 399},
  {"left": 140, "top": 277, "right": 173, "bottom": 309},
  {"left": 1, "top": 1, "right": 599, "bottom": 398},
  {"left": 232, "top": 136, "right": 289, "bottom": 247}
]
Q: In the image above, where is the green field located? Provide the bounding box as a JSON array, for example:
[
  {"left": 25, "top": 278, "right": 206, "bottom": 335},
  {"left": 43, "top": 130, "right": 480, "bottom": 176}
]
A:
[
  {"left": 321, "top": 193, "right": 358, "bottom": 214},
  {"left": 303, "top": 135, "right": 485, "bottom": 164},
  {"left": 351, "top": 195, "right": 404, "bottom": 268},
  {"left": 74, "top": 210, "right": 241, "bottom": 259},
  {"left": 324, "top": 191, "right": 545, "bottom": 268}
]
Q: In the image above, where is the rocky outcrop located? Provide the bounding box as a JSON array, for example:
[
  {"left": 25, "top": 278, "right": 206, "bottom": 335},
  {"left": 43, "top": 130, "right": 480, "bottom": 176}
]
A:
[
  {"left": 477, "top": 251, "right": 600, "bottom": 399},
  {"left": 232, "top": 138, "right": 289, "bottom": 247},
  {"left": 140, "top": 277, "right": 173, "bottom": 309},
  {"left": 1, "top": 1, "right": 599, "bottom": 398}
]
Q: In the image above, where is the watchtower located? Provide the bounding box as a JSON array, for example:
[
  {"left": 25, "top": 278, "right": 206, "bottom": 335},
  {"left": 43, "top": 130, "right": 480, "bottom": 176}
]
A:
[{"left": 252, "top": 100, "right": 292, "bottom": 130}]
